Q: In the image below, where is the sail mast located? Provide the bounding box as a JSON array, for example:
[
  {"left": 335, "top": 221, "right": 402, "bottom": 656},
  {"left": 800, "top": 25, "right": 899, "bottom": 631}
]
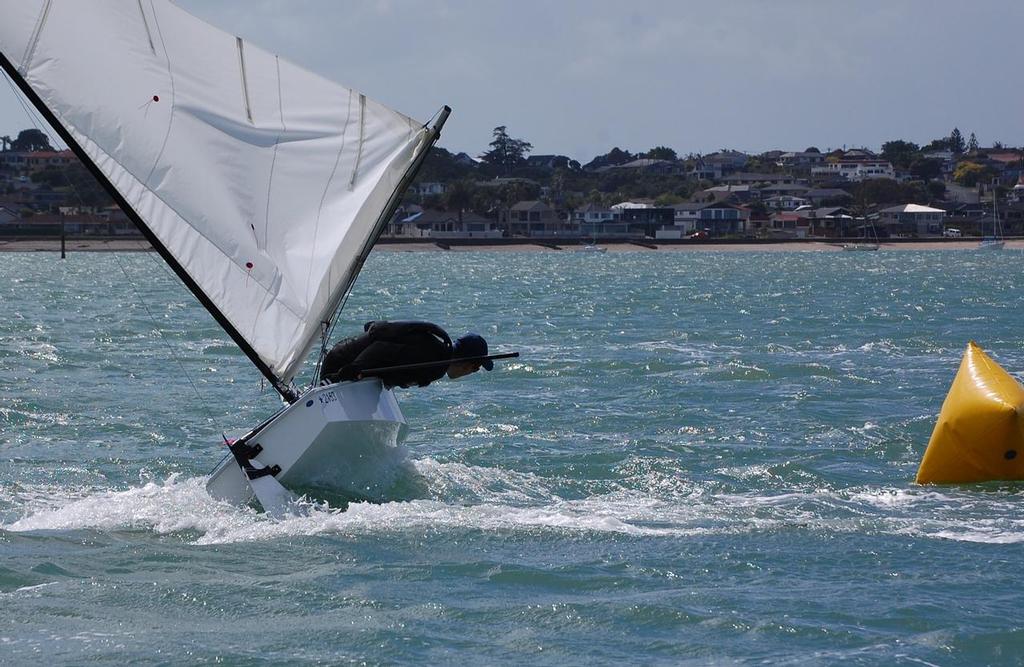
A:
[
  {"left": 0, "top": 50, "right": 297, "bottom": 402},
  {"left": 313, "top": 107, "right": 451, "bottom": 381}
]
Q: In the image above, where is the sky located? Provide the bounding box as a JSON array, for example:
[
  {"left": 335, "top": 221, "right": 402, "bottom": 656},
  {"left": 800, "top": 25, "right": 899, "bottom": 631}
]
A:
[{"left": 1, "top": 0, "right": 1021, "bottom": 161}]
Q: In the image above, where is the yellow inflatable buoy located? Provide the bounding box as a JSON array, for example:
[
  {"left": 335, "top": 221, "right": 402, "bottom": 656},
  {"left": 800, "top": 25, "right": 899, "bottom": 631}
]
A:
[{"left": 916, "top": 341, "right": 1024, "bottom": 484}]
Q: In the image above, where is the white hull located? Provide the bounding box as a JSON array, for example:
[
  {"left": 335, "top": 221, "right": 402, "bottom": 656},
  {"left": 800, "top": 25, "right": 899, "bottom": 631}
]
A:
[
  {"left": 577, "top": 244, "right": 607, "bottom": 253},
  {"left": 977, "top": 239, "right": 1005, "bottom": 250},
  {"left": 842, "top": 243, "right": 879, "bottom": 251},
  {"left": 206, "top": 378, "right": 409, "bottom": 506}
]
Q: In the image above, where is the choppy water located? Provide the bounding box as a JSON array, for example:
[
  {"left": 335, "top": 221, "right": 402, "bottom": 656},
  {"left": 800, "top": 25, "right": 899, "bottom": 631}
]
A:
[{"left": 2, "top": 249, "right": 1024, "bottom": 665}]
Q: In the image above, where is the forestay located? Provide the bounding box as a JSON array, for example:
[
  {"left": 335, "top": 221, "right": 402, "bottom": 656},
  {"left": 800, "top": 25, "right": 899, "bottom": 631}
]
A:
[{"left": 0, "top": 0, "right": 432, "bottom": 391}]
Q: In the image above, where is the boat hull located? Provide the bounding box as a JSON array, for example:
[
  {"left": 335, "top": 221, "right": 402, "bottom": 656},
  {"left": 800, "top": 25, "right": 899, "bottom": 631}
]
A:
[{"left": 206, "top": 378, "right": 409, "bottom": 505}]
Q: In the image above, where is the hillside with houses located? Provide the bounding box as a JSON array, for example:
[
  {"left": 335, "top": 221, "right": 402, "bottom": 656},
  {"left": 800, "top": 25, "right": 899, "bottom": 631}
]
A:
[{"left": 2, "top": 125, "right": 1022, "bottom": 242}]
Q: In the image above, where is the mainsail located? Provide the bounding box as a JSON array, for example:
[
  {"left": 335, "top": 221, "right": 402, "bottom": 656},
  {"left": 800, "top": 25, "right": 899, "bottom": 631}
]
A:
[{"left": 0, "top": 0, "right": 445, "bottom": 399}]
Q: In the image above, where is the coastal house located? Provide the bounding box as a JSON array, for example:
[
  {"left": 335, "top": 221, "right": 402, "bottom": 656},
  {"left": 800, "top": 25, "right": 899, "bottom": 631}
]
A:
[
  {"left": 615, "top": 205, "right": 674, "bottom": 237},
  {"left": 605, "top": 158, "right": 681, "bottom": 175},
  {"left": 763, "top": 194, "right": 810, "bottom": 211},
  {"left": 0, "top": 149, "right": 75, "bottom": 176},
  {"left": 572, "top": 203, "right": 631, "bottom": 236},
  {"left": 922, "top": 149, "right": 957, "bottom": 177},
  {"left": 665, "top": 202, "right": 749, "bottom": 237},
  {"left": 757, "top": 183, "right": 810, "bottom": 198},
  {"left": 877, "top": 204, "right": 946, "bottom": 236},
  {"left": 695, "top": 184, "right": 756, "bottom": 204},
  {"left": 499, "top": 200, "right": 571, "bottom": 237},
  {"left": 778, "top": 151, "right": 826, "bottom": 168},
  {"left": 803, "top": 188, "right": 853, "bottom": 205},
  {"left": 689, "top": 150, "right": 749, "bottom": 180},
  {"left": 411, "top": 181, "right": 446, "bottom": 197},
  {"left": 796, "top": 206, "right": 855, "bottom": 237},
  {"left": 720, "top": 172, "right": 802, "bottom": 186},
  {"left": 811, "top": 159, "right": 895, "bottom": 182},
  {"left": 386, "top": 207, "right": 502, "bottom": 239}
]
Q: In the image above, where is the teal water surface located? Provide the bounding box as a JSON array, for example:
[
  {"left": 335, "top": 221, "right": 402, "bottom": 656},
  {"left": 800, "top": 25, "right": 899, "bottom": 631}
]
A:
[{"left": 2, "top": 249, "right": 1024, "bottom": 665}]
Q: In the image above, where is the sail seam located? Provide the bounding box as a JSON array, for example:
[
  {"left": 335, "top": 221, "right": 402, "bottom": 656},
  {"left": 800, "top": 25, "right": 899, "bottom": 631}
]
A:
[
  {"left": 21, "top": 0, "right": 53, "bottom": 74},
  {"left": 306, "top": 89, "right": 355, "bottom": 305},
  {"left": 236, "top": 37, "right": 254, "bottom": 124},
  {"left": 348, "top": 94, "right": 366, "bottom": 189},
  {"left": 248, "top": 56, "right": 289, "bottom": 337},
  {"left": 137, "top": 0, "right": 157, "bottom": 55},
  {"left": 141, "top": 0, "right": 177, "bottom": 189},
  {"left": 262, "top": 55, "right": 286, "bottom": 250}
]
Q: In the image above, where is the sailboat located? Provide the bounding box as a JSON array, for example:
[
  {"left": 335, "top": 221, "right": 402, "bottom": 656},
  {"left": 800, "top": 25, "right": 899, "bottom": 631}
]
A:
[
  {"left": 842, "top": 217, "right": 880, "bottom": 251},
  {"left": 0, "top": 1, "right": 452, "bottom": 513},
  {"left": 978, "top": 186, "right": 1005, "bottom": 250}
]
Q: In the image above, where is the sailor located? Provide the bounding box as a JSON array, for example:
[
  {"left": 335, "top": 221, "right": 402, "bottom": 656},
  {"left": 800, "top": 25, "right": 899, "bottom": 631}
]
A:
[{"left": 320, "top": 321, "right": 493, "bottom": 388}]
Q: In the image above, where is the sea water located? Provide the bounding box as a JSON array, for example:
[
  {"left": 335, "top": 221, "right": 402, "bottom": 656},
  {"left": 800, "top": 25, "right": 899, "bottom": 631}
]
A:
[{"left": 1, "top": 249, "right": 1023, "bottom": 665}]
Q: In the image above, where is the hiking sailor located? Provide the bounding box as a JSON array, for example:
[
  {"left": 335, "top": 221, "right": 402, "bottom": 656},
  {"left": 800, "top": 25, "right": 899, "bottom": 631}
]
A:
[{"left": 320, "top": 321, "right": 494, "bottom": 388}]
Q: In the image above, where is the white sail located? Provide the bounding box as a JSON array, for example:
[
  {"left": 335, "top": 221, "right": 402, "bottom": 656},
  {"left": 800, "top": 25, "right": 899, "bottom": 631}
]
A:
[{"left": 0, "top": 0, "right": 432, "bottom": 387}]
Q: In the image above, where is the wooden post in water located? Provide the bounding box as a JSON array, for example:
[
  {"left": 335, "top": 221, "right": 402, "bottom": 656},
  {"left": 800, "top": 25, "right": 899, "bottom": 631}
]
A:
[{"left": 60, "top": 215, "right": 66, "bottom": 259}]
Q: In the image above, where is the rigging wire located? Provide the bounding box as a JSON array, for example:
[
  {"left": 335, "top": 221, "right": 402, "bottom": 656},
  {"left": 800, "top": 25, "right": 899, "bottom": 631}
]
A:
[{"left": 1, "top": 67, "right": 224, "bottom": 431}]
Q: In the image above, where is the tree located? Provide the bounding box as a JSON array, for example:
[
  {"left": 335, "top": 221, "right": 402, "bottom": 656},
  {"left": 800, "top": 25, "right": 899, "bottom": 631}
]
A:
[
  {"left": 443, "top": 179, "right": 476, "bottom": 222},
  {"left": 0, "top": 135, "right": 10, "bottom": 151},
  {"left": 953, "top": 161, "right": 994, "bottom": 187},
  {"left": 583, "top": 147, "right": 634, "bottom": 170},
  {"left": 925, "top": 180, "right": 946, "bottom": 199},
  {"left": 881, "top": 140, "right": 919, "bottom": 168},
  {"left": 909, "top": 158, "right": 942, "bottom": 181},
  {"left": 967, "top": 132, "right": 979, "bottom": 152},
  {"left": 949, "top": 127, "right": 965, "bottom": 153},
  {"left": 645, "top": 146, "right": 677, "bottom": 161},
  {"left": 10, "top": 128, "right": 52, "bottom": 152},
  {"left": 479, "top": 126, "right": 532, "bottom": 174}
]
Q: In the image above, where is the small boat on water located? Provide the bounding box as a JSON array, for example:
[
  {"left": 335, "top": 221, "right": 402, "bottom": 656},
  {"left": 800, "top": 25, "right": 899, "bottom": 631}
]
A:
[
  {"left": 977, "top": 237, "right": 1005, "bottom": 251},
  {"left": 577, "top": 243, "right": 607, "bottom": 253},
  {"left": 842, "top": 218, "right": 880, "bottom": 251},
  {"left": 0, "top": 1, "right": 454, "bottom": 513},
  {"left": 978, "top": 186, "right": 1005, "bottom": 250},
  {"left": 916, "top": 341, "right": 1024, "bottom": 484}
]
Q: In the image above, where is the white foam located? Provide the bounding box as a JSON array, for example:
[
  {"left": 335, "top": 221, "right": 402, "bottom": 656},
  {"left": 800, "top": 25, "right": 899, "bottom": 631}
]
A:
[{"left": 6, "top": 468, "right": 1024, "bottom": 547}]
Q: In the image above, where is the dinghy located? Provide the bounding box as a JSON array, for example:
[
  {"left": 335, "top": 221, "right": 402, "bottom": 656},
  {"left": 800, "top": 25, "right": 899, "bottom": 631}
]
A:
[
  {"left": 0, "top": 1, "right": 450, "bottom": 513},
  {"left": 916, "top": 341, "right": 1024, "bottom": 484}
]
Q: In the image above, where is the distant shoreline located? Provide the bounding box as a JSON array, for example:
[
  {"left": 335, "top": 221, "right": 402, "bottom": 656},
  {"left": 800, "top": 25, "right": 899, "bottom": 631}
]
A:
[{"left": 0, "top": 238, "right": 1019, "bottom": 253}]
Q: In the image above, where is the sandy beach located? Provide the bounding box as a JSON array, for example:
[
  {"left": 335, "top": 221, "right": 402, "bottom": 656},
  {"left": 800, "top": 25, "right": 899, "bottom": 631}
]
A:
[{"left": 0, "top": 238, "right": 1020, "bottom": 253}]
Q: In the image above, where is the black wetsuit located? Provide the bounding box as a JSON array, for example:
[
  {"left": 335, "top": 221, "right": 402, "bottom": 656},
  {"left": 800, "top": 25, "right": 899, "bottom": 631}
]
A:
[{"left": 320, "top": 321, "right": 452, "bottom": 388}]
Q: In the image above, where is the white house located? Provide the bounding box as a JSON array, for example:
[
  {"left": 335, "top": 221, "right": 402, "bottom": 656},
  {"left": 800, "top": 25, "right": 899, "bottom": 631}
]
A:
[
  {"left": 812, "top": 159, "right": 895, "bottom": 182},
  {"left": 877, "top": 204, "right": 946, "bottom": 236}
]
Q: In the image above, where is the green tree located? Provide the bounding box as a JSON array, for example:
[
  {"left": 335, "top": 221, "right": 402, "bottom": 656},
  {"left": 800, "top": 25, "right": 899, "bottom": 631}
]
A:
[
  {"left": 11, "top": 128, "right": 52, "bottom": 151},
  {"left": 926, "top": 180, "right": 946, "bottom": 199},
  {"left": 880, "top": 140, "right": 919, "bottom": 168},
  {"left": 645, "top": 146, "right": 677, "bottom": 161},
  {"left": 443, "top": 179, "right": 477, "bottom": 222},
  {"left": 852, "top": 178, "right": 903, "bottom": 207},
  {"left": 583, "top": 147, "right": 634, "bottom": 170},
  {"left": 967, "top": 132, "right": 979, "bottom": 152},
  {"left": 479, "top": 126, "right": 532, "bottom": 174},
  {"left": 909, "top": 158, "right": 942, "bottom": 181},
  {"left": 949, "top": 127, "right": 965, "bottom": 153}
]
